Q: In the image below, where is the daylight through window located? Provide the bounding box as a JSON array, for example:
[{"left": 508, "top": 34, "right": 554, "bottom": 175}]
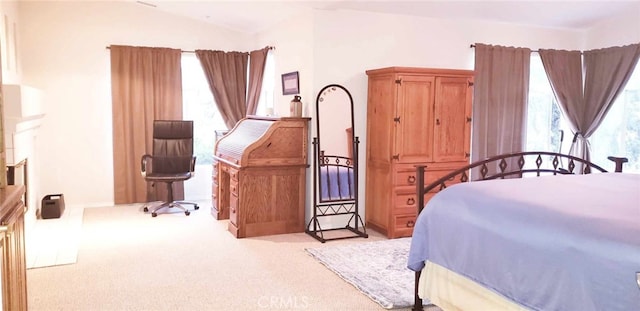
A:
[{"left": 526, "top": 55, "right": 640, "bottom": 173}]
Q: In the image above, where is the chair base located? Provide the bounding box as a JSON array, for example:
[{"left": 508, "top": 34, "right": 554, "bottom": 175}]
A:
[{"left": 143, "top": 201, "right": 200, "bottom": 217}]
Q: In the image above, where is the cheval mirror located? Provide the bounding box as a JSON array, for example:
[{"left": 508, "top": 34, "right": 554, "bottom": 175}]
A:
[{"left": 305, "top": 84, "right": 368, "bottom": 243}]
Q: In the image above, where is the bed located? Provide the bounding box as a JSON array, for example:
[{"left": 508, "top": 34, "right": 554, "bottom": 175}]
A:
[{"left": 407, "top": 151, "right": 639, "bottom": 311}]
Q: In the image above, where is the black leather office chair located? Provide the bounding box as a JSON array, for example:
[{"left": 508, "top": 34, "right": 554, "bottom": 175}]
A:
[{"left": 141, "top": 120, "right": 199, "bottom": 217}]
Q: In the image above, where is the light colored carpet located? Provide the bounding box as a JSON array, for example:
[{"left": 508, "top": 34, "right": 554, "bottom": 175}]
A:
[
  {"left": 27, "top": 202, "right": 443, "bottom": 310},
  {"left": 306, "top": 238, "right": 432, "bottom": 309},
  {"left": 26, "top": 208, "right": 84, "bottom": 269}
]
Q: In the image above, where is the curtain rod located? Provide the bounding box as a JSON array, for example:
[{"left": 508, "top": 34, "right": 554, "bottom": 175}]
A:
[
  {"left": 470, "top": 44, "right": 585, "bottom": 54},
  {"left": 469, "top": 44, "right": 539, "bottom": 53},
  {"left": 105, "top": 46, "right": 275, "bottom": 53}
]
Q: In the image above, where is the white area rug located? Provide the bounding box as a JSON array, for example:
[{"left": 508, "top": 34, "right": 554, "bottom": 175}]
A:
[
  {"left": 26, "top": 208, "right": 84, "bottom": 269},
  {"left": 306, "top": 238, "right": 431, "bottom": 309}
]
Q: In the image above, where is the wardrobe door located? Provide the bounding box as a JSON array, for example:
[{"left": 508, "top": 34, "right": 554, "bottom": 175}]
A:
[
  {"left": 365, "top": 75, "right": 395, "bottom": 232},
  {"left": 366, "top": 75, "right": 395, "bottom": 165},
  {"left": 433, "top": 76, "right": 473, "bottom": 163},
  {"left": 394, "top": 75, "right": 435, "bottom": 163}
]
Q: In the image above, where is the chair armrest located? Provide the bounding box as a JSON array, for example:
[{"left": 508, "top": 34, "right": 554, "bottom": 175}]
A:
[
  {"left": 141, "top": 154, "right": 153, "bottom": 177},
  {"left": 607, "top": 156, "right": 628, "bottom": 173},
  {"left": 190, "top": 156, "right": 197, "bottom": 177}
]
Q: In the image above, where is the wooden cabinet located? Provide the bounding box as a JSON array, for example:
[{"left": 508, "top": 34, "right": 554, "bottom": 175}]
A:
[
  {"left": 213, "top": 116, "right": 310, "bottom": 238},
  {"left": 1, "top": 185, "right": 27, "bottom": 310},
  {"left": 365, "top": 67, "right": 473, "bottom": 238}
]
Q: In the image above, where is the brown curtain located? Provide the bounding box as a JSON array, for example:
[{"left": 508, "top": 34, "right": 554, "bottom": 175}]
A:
[
  {"left": 110, "top": 45, "right": 183, "bottom": 204},
  {"left": 472, "top": 43, "right": 531, "bottom": 176},
  {"left": 195, "top": 50, "right": 248, "bottom": 129},
  {"left": 246, "top": 47, "right": 270, "bottom": 115},
  {"left": 539, "top": 43, "right": 640, "bottom": 161}
]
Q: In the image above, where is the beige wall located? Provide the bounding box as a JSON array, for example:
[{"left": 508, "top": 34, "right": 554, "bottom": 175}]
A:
[
  {"left": 253, "top": 9, "right": 315, "bottom": 118},
  {"left": 0, "top": 1, "right": 20, "bottom": 84},
  {"left": 16, "top": 1, "right": 251, "bottom": 208}
]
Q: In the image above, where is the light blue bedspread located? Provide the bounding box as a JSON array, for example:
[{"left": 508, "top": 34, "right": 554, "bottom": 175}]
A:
[
  {"left": 408, "top": 173, "right": 640, "bottom": 311},
  {"left": 319, "top": 165, "right": 354, "bottom": 201}
]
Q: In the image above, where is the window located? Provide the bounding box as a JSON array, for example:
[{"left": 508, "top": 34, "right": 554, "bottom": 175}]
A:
[
  {"left": 181, "top": 52, "right": 276, "bottom": 200},
  {"left": 526, "top": 55, "right": 640, "bottom": 173},
  {"left": 181, "top": 54, "right": 226, "bottom": 200},
  {"left": 526, "top": 55, "right": 565, "bottom": 154},
  {"left": 182, "top": 54, "right": 227, "bottom": 166},
  {"left": 255, "top": 51, "right": 275, "bottom": 116},
  {"left": 590, "top": 64, "right": 640, "bottom": 172}
]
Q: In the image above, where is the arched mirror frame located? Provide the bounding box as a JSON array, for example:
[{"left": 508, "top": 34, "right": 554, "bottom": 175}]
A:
[
  {"left": 315, "top": 84, "right": 355, "bottom": 165},
  {"left": 305, "top": 84, "right": 368, "bottom": 243}
]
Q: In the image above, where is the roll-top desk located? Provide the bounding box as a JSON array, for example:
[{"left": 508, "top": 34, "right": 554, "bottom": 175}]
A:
[
  {"left": 1, "top": 185, "right": 27, "bottom": 311},
  {"left": 213, "top": 116, "right": 310, "bottom": 238}
]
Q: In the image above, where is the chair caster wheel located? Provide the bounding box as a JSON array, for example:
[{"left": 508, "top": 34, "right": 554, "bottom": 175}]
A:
[
  {"left": 195, "top": 205, "right": 200, "bottom": 210},
  {"left": 185, "top": 211, "right": 190, "bottom": 216},
  {"left": 143, "top": 207, "right": 149, "bottom": 212},
  {"left": 152, "top": 212, "right": 157, "bottom": 217}
]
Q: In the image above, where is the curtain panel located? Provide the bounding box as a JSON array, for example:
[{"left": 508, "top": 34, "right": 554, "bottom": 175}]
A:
[
  {"left": 110, "top": 45, "right": 183, "bottom": 204},
  {"left": 471, "top": 43, "right": 531, "bottom": 177},
  {"left": 195, "top": 50, "right": 249, "bottom": 129},
  {"left": 247, "top": 47, "right": 270, "bottom": 115},
  {"left": 539, "top": 43, "right": 640, "bottom": 161}
]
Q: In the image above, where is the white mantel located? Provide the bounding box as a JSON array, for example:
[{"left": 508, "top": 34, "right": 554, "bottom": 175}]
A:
[
  {"left": 2, "top": 84, "right": 45, "bottom": 232},
  {"left": 2, "top": 84, "right": 45, "bottom": 166}
]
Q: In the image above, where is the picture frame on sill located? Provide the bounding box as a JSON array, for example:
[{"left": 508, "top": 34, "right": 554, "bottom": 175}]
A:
[{"left": 281, "top": 71, "right": 300, "bottom": 95}]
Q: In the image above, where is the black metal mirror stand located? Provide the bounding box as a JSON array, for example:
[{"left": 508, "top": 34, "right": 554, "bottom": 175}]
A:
[{"left": 305, "top": 84, "right": 368, "bottom": 243}]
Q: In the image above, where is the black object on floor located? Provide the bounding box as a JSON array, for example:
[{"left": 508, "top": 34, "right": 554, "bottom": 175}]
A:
[{"left": 41, "top": 194, "right": 65, "bottom": 219}]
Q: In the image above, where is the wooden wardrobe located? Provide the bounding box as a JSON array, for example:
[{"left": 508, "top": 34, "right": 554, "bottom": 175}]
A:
[{"left": 365, "top": 67, "right": 474, "bottom": 238}]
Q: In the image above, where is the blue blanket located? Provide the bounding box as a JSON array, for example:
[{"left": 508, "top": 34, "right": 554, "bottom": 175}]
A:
[
  {"left": 319, "top": 165, "right": 354, "bottom": 201},
  {"left": 408, "top": 173, "right": 640, "bottom": 311}
]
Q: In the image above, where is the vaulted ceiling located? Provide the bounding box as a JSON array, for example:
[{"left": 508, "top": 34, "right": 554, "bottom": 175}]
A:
[{"left": 135, "top": 0, "right": 639, "bottom": 34}]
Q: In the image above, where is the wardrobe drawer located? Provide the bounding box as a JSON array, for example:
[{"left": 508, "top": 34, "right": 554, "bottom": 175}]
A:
[
  {"left": 395, "top": 169, "right": 460, "bottom": 193},
  {"left": 393, "top": 164, "right": 453, "bottom": 187},
  {"left": 393, "top": 191, "right": 437, "bottom": 213},
  {"left": 394, "top": 192, "right": 417, "bottom": 209},
  {"left": 423, "top": 171, "right": 462, "bottom": 193},
  {"left": 392, "top": 213, "right": 417, "bottom": 238},
  {"left": 393, "top": 168, "right": 420, "bottom": 187}
]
